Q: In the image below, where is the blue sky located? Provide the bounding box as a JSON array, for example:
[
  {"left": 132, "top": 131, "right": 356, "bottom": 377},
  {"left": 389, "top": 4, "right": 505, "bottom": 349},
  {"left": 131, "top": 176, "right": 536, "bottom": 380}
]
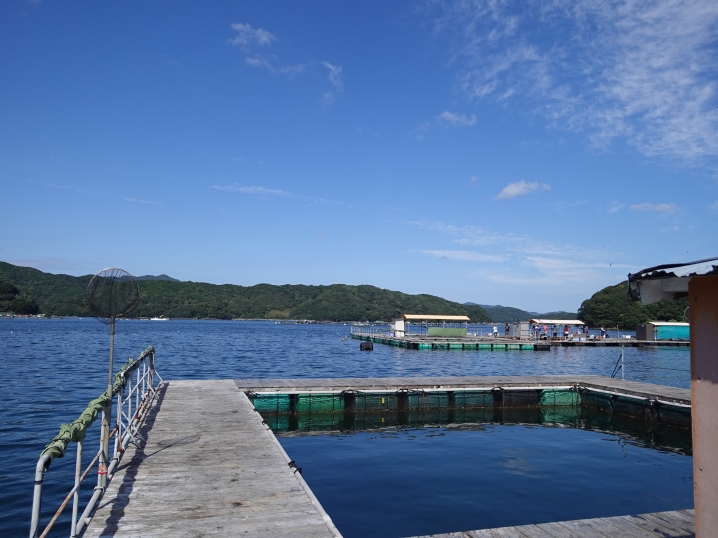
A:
[{"left": 2, "top": 0, "right": 717, "bottom": 312}]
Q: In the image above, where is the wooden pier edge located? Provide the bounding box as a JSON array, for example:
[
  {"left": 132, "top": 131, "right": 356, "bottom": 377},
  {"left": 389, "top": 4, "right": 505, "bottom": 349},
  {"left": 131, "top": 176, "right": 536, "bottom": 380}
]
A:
[
  {"left": 235, "top": 375, "right": 691, "bottom": 406},
  {"left": 409, "top": 509, "right": 696, "bottom": 537}
]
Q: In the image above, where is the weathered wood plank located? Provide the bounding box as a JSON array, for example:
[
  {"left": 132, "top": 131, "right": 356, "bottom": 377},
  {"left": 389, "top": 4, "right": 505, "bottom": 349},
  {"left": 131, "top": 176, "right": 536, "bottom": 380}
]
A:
[
  {"left": 411, "top": 510, "right": 695, "bottom": 538},
  {"left": 235, "top": 376, "right": 690, "bottom": 404},
  {"left": 83, "top": 380, "right": 337, "bottom": 538}
]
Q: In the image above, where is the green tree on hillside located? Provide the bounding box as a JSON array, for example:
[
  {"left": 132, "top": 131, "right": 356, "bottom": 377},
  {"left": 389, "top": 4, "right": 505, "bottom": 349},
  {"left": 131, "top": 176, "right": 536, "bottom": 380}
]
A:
[
  {"left": 578, "top": 281, "right": 688, "bottom": 328},
  {"left": 0, "top": 280, "right": 40, "bottom": 315}
]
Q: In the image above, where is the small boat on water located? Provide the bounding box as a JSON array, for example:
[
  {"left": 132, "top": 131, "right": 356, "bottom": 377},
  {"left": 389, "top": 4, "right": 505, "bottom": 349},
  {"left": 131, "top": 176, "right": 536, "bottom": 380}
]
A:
[{"left": 150, "top": 316, "right": 169, "bottom": 321}]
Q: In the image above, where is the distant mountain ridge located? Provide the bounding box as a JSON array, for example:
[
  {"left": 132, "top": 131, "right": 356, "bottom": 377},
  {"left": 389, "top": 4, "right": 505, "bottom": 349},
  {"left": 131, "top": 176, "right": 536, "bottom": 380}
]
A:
[
  {"left": 135, "top": 274, "right": 179, "bottom": 282},
  {"left": 465, "top": 303, "right": 578, "bottom": 323},
  {"left": 0, "top": 261, "right": 491, "bottom": 322}
]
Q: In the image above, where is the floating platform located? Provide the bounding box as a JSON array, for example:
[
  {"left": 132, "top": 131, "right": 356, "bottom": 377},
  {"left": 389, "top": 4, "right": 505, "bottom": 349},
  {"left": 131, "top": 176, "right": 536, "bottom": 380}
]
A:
[
  {"left": 84, "top": 376, "right": 693, "bottom": 537},
  {"left": 351, "top": 333, "right": 690, "bottom": 350}
]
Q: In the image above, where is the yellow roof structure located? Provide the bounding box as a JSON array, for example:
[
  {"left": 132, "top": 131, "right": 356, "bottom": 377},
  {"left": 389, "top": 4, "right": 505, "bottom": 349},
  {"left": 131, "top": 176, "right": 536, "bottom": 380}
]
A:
[
  {"left": 401, "top": 314, "right": 470, "bottom": 321},
  {"left": 530, "top": 319, "right": 585, "bottom": 325}
]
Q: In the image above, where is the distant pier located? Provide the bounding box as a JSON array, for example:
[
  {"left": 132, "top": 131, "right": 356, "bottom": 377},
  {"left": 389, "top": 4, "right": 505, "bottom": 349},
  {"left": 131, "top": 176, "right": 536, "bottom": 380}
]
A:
[{"left": 351, "top": 332, "right": 690, "bottom": 350}]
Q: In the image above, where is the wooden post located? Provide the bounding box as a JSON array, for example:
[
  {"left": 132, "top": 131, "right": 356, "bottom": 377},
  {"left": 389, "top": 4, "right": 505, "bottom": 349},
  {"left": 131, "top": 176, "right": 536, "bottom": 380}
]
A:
[{"left": 689, "top": 274, "right": 718, "bottom": 538}]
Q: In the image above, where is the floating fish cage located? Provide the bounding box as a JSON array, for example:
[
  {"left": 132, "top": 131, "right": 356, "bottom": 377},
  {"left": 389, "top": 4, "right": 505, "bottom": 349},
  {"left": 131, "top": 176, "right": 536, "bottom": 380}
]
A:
[{"left": 248, "top": 386, "right": 690, "bottom": 433}]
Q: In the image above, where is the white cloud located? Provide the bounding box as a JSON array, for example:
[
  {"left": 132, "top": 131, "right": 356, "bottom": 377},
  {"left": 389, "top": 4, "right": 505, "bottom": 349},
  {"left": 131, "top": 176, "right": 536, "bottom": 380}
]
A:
[
  {"left": 421, "top": 250, "right": 505, "bottom": 262},
  {"left": 211, "top": 185, "right": 291, "bottom": 197},
  {"left": 228, "top": 22, "right": 277, "bottom": 49},
  {"left": 245, "top": 57, "right": 274, "bottom": 70},
  {"left": 495, "top": 180, "right": 550, "bottom": 200},
  {"left": 480, "top": 257, "right": 632, "bottom": 287},
  {"left": 430, "top": 0, "right": 718, "bottom": 163},
  {"left": 279, "top": 64, "right": 306, "bottom": 76},
  {"left": 229, "top": 23, "right": 304, "bottom": 78},
  {"left": 629, "top": 202, "right": 678, "bottom": 213},
  {"left": 121, "top": 197, "right": 161, "bottom": 205},
  {"left": 409, "top": 122, "right": 432, "bottom": 138},
  {"left": 406, "top": 219, "right": 632, "bottom": 294},
  {"left": 322, "top": 62, "right": 343, "bottom": 105},
  {"left": 436, "top": 111, "right": 477, "bottom": 127},
  {"left": 322, "top": 62, "right": 343, "bottom": 90}
]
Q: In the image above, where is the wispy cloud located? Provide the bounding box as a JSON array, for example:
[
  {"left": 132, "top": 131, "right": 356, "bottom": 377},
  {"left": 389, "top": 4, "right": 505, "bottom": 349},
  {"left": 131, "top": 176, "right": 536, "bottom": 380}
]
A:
[
  {"left": 406, "top": 219, "right": 632, "bottom": 294},
  {"left": 411, "top": 111, "right": 477, "bottom": 137},
  {"left": 430, "top": 0, "right": 718, "bottom": 163},
  {"left": 227, "top": 22, "right": 277, "bottom": 49},
  {"left": 495, "top": 180, "right": 550, "bottom": 200},
  {"left": 629, "top": 202, "right": 678, "bottom": 213},
  {"left": 322, "top": 62, "right": 343, "bottom": 105},
  {"left": 710, "top": 201, "right": 718, "bottom": 210},
  {"left": 480, "top": 257, "right": 632, "bottom": 286},
  {"left": 212, "top": 185, "right": 291, "bottom": 197},
  {"left": 409, "top": 122, "right": 432, "bottom": 139},
  {"left": 552, "top": 199, "right": 587, "bottom": 211},
  {"left": 121, "top": 197, "right": 162, "bottom": 205},
  {"left": 229, "top": 23, "right": 305, "bottom": 78},
  {"left": 421, "top": 250, "right": 505, "bottom": 262},
  {"left": 436, "top": 111, "right": 477, "bottom": 127}
]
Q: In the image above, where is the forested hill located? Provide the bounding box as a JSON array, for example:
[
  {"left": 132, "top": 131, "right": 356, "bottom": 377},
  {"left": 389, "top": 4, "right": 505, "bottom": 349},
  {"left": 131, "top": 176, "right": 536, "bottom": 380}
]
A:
[
  {"left": 0, "top": 262, "right": 491, "bottom": 322},
  {"left": 577, "top": 281, "right": 688, "bottom": 328}
]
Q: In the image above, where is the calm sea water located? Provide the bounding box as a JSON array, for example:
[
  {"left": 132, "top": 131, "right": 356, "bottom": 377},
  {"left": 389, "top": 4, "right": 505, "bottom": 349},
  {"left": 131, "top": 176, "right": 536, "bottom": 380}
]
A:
[
  {"left": 280, "top": 425, "right": 693, "bottom": 538},
  {"left": 0, "top": 318, "right": 692, "bottom": 537}
]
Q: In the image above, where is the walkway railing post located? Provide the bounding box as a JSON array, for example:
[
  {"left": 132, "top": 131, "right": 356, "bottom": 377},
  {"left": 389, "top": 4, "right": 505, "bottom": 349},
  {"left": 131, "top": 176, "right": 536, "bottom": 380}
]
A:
[
  {"left": 98, "top": 319, "right": 115, "bottom": 491},
  {"left": 70, "top": 441, "right": 82, "bottom": 537},
  {"left": 29, "top": 455, "right": 50, "bottom": 538}
]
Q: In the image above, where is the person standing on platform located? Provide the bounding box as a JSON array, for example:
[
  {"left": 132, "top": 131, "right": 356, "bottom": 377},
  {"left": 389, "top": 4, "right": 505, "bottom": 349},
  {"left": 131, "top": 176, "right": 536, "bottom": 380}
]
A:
[
  {"left": 493, "top": 326, "right": 498, "bottom": 337},
  {"left": 505, "top": 322, "right": 510, "bottom": 338},
  {"left": 564, "top": 325, "right": 569, "bottom": 340}
]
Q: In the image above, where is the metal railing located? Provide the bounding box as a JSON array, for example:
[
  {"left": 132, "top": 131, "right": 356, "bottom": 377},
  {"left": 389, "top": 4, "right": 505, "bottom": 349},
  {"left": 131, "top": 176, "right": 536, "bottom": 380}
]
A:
[
  {"left": 30, "top": 347, "right": 162, "bottom": 538},
  {"left": 350, "top": 325, "right": 388, "bottom": 336}
]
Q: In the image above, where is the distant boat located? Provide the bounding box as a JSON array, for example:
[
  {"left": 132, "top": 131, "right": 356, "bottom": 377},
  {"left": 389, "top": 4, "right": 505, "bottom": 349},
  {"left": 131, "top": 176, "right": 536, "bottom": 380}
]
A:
[{"left": 150, "top": 316, "right": 169, "bottom": 321}]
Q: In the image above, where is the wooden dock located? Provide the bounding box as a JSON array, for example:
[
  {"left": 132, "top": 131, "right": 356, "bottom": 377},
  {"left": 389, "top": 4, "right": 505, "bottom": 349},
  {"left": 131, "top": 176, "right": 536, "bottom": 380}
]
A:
[
  {"left": 411, "top": 509, "right": 695, "bottom": 537},
  {"left": 83, "top": 377, "right": 693, "bottom": 537},
  {"left": 235, "top": 375, "right": 691, "bottom": 406},
  {"left": 83, "top": 380, "right": 339, "bottom": 537},
  {"left": 351, "top": 333, "right": 690, "bottom": 350}
]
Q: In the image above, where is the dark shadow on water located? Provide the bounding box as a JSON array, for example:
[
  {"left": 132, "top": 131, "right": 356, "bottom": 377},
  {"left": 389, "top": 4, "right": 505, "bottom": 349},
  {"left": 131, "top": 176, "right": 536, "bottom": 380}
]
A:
[{"left": 270, "top": 406, "right": 692, "bottom": 456}]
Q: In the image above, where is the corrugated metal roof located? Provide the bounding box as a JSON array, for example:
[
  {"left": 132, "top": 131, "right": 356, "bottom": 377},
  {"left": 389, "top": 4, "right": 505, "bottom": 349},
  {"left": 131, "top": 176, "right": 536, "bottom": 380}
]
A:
[
  {"left": 629, "top": 257, "right": 718, "bottom": 281},
  {"left": 645, "top": 321, "right": 689, "bottom": 327},
  {"left": 628, "top": 256, "right": 718, "bottom": 305},
  {"left": 401, "top": 314, "right": 470, "bottom": 321},
  {"left": 529, "top": 319, "right": 585, "bottom": 325}
]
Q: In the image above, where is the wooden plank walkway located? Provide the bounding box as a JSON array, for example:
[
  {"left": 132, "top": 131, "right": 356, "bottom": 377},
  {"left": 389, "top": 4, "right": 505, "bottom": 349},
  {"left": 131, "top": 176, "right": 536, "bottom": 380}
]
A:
[
  {"left": 83, "top": 380, "right": 338, "bottom": 537},
  {"left": 235, "top": 376, "right": 691, "bottom": 405},
  {"left": 410, "top": 509, "right": 695, "bottom": 537}
]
